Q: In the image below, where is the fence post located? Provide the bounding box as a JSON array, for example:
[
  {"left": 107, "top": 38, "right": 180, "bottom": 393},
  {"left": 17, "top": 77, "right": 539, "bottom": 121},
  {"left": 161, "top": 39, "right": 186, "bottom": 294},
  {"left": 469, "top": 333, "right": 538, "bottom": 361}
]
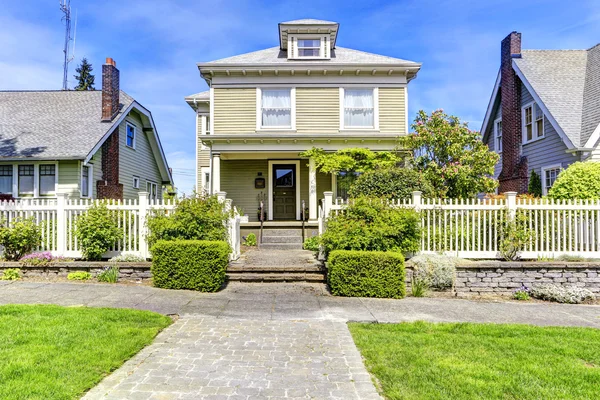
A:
[
  {"left": 412, "top": 191, "right": 422, "bottom": 211},
  {"left": 505, "top": 191, "right": 517, "bottom": 220},
  {"left": 138, "top": 191, "right": 149, "bottom": 259},
  {"left": 56, "top": 193, "right": 67, "bottom": 255},
  {"left": 323, "top": 191, "right": 333, "bottom": 219},
  {"left": 216, "top": 191, "right": 227, "bottom": 204}
]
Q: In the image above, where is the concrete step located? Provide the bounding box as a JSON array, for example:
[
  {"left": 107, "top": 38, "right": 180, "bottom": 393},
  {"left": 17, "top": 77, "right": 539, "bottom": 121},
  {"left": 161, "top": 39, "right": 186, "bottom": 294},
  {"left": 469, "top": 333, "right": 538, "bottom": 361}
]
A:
[
  {"left": 227, "top": 272, "right": 326, "bottom": 283},
  {"left": 259, "top": 243, "right": 304, "bottom": 250},
  {"left": 228, "top": 265, "right": 323, "bottom": 273},
  {"left": 262, "top": 229, "right": 303, "bottom": 237},
  {"left": 261, "top": 235, "right": 303, "bottom": 244}
]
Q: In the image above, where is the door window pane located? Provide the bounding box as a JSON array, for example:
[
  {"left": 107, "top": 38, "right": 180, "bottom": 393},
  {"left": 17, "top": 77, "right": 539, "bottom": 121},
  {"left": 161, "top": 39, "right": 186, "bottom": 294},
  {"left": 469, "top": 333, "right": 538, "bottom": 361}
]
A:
[
  {"left": 0, "top": 166, "right": 12, "bottom": 194},
  {"left": 275, "top": 169, "right": 294, "bottom": 187},
  {"left": 39, "top": 165, "right": 56, "bottom": 195},
  {"left": 18, "top": 165, "right": 34, "bottom": 196}
]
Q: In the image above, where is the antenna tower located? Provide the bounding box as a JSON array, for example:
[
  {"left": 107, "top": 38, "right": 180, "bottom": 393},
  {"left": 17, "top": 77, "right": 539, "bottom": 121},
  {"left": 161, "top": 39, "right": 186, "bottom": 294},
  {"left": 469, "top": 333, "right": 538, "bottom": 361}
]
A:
[{"left": 59, "top": 0, "right": 76, "bottom": 90}]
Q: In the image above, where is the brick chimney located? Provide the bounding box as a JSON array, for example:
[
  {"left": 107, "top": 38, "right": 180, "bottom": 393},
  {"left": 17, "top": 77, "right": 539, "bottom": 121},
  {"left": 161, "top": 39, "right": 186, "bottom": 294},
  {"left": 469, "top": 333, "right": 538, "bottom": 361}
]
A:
[
  {"left": 499, "top": 32, "right": 529, "bottom": 193},
  {"left": 101, "top": 57, "right": 120, "bottom": 121}
]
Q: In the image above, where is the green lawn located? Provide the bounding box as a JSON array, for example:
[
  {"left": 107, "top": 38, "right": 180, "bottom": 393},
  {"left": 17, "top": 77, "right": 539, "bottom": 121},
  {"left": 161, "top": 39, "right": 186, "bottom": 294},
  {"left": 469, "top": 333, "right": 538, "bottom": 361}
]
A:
[
  {"left": 0, "top": 305, "right": 171, "bottom": 400},
  {"left": 349, "top": 321, "right": 600, "bottom": 400}
]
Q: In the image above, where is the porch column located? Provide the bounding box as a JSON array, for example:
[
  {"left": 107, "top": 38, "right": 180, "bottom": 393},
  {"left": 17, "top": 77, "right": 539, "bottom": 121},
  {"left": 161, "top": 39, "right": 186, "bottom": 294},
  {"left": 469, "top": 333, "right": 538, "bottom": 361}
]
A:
[
  {"left": 308, "top": 158, "right": 317, "bottom": 221},
  {"left": 212, "top": 153, "right": 221, "bottom": 194}
]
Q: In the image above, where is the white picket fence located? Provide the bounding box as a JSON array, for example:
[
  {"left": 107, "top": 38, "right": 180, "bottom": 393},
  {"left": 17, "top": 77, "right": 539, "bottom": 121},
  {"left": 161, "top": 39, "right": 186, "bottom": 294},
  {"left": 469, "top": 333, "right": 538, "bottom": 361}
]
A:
[
  {"left": 319, "top": 191, "right": 600, "bottom": 259},
  {"left": 0, "top": 191, "right": 241, "bottom": 260}
]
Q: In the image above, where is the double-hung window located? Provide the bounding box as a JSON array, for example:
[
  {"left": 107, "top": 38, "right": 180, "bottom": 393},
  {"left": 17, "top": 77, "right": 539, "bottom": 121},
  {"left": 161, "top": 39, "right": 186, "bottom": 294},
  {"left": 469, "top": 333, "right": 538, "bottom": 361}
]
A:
[
  {"left": 335, "top": 171, "right": 361, "bottom": 201},
  {"left": 146, "top": 181, "right": 158, "bottom": 200},
  {"left": 81, "top": 166, "right": 90, "bottom": 197},
  {"left": 523, "top": 102, "right": 544, "bottom": 143},
  {"left": 18, "top": 165, "right": 34, "bottom": 196},
  {"left": 297, "top": 39, "right": 321, "bottom": 57},
  {"left": 261, "top": 89, "right": 291, "bottom": 128},
  {"left": 39, "top": 165, "right": 56, "bottom": 196},
  {"left": 343, "top": 89, "right": 374, "bottom": 128},
  {"left": 126, "top": 123, "right": 136, "bottom": 148},
  {"left": 494, "top": 119, "right": 502, "bottom": 152},
  {"left": 542, "top": 166, "right": 561, "bottom": 195},
  {"left": 0, "top": 166, "right": 13, "bottom": 194}
]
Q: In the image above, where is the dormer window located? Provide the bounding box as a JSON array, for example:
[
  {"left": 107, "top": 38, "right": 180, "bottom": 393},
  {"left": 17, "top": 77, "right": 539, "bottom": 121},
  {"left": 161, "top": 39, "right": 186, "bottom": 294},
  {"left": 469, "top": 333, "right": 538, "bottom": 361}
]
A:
[{"left": 298, "top": 39, "right": 321, "bottom": 57}]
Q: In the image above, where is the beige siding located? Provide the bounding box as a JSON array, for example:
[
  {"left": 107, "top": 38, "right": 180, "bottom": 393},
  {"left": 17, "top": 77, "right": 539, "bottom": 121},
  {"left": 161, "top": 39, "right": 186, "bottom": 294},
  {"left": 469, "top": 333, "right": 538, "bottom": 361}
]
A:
[
  {"left": 379, "top": 87, "right": 406, "bottom": 134},
  {"left": 118, "top": 111, "right": 163, "bottom": 200},
  {"left": 221, "top": 160, "right": 268, "bottom": 222},
  {"left": 213, "top": 88, "right": 256, "bottom": 133},
  {"left": 296, "top": 88, "right": 339, "bottom": 133},
  {"left": 57, "top": 160, "right": 80, "bottom": 197},
  {"left": 299, "top": 161, "right": 309, "bottom": 207},
  {"left": 316, "top": 170, "right": 332, "bottom": 204}
]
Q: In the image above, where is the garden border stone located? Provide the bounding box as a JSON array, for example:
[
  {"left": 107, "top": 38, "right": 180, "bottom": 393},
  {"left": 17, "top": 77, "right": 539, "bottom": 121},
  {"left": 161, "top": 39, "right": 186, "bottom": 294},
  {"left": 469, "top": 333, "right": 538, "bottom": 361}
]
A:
[{"left": 0, "top": 262, "right": 152, "bottom": 282}]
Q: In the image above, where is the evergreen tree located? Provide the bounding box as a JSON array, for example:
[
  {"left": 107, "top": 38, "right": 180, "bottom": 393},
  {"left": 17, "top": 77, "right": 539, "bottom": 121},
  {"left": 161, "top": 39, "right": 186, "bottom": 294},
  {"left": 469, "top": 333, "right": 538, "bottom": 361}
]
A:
[
  {"left": 73, "top": 58, "right": 95, "bottom": 91},
  {"left": 528, "top": 170, "right": 542, "bottom": 197}
]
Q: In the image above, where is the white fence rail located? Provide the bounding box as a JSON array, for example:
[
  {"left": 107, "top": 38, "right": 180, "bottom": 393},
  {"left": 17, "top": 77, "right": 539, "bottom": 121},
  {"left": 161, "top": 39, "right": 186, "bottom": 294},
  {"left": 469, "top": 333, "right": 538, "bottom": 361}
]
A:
[
  {"left": 319, "top": 191, "right": 600, "bottom": 259},
  {"left": 0, "top": 191, "right": 241, "bottom": 260}
]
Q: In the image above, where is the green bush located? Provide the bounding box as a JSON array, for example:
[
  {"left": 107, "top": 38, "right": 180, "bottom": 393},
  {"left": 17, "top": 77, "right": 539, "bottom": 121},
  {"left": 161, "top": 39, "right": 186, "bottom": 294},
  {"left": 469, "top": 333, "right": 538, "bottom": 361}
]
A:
[
  {"left": 321, "top": 197, "right": 420, "bottom": 256},
  {"left": 67, "top": 271, "right": 91, "bottom": 281},
  {"left": 410, "top": 254, "right": 457, "bottom": 290},
  {"left": 146, "top": 195, "right": 230, "bottom": 247},
  {"left": 97, "top": 265, "right": 119, "bottom": 283},
  {"left": 151, "top": 240, "right": 230, "bottom": 291},
  {"left": 303, "top": 235, "right": 321, "bottom": 252},
  {"left": 349, "top": 167, "right": 434, "bottom": 199},
  {"left": 75, "top": 203, "right": 120, "bottom": 261},
  {"left": 108, "top": 254, "right": 146, "bottom": 262},
  {"left": 547, "top": 162, "right": 600, "bottom": 199},
  {"left": 328, "top": 250, "right": 405, "bottom": 298},
  {"left": 0, "top": 268, "right": 21, "bottom": 281},
  {"left": 243, "top": 233, "right": 257, "bottom": 246},
  {"left": 528, "top": 170, "right": 542, "bottom": 197},
  {"left": 0, "top": 217, "right": 42, "bottom": 261}
]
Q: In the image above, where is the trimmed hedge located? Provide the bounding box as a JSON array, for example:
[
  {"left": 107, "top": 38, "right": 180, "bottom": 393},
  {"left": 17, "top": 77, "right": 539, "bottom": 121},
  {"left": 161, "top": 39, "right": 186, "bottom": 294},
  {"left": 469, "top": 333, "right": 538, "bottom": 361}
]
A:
[
  {"left": 151, "top": 240, "right": 230, "bottom": 291},
  {"left": 328, "top": 250, "right": 405, "bottom": 298}
]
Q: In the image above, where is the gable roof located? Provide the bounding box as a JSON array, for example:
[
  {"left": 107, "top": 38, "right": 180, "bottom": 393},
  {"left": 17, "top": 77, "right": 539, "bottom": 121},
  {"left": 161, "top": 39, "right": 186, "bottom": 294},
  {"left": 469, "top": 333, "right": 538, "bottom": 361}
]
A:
[
  {"left": 200, "top": 46, "right": 421, "bottom": 67},
  {"left": 0, "top": 90, "right": 173, "bottom": 183},
  {"left": 481, "top": 44, "right": 600, "bottom": 150}
]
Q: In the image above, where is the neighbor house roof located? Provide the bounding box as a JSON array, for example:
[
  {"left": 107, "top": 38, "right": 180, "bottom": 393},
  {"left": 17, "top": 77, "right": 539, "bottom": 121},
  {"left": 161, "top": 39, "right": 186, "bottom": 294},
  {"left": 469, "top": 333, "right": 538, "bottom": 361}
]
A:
[
  {"left": 201, "top": 46, "right": 421, "bottom": 67},
  {"left": 184, "top": 91, "right": 210, "bottom": 101},
  {"left": 0, "top": 90, "right": 134, "bottom": 160}
]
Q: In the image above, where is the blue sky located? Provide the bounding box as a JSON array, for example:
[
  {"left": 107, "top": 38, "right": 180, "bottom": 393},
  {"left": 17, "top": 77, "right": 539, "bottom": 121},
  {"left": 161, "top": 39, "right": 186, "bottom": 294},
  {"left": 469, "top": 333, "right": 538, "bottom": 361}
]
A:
[{"left": 1, "top": 0, "right": 599, "bottom": 194}]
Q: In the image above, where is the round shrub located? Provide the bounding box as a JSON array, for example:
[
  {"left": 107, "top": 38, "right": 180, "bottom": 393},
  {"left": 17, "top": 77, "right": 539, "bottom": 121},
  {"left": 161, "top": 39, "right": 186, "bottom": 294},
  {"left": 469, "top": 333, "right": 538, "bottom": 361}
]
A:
[
  {"left": 328, "top": 250, "right": 405, "bottom": 298},
  {"left": 0, "top": 217, "right": 42, "bottom": 261},
  {"left": 348, "top": 167, "right": 434, "bottom": 199},
  {"left": 547, "top": 162, "right": 600, "bottom": 199},
  {"left": 151, "top": 240, "right": 230, "bottom": 291},
  {"left": 75, "top": 203, "right": 120, "bottom": 261}
]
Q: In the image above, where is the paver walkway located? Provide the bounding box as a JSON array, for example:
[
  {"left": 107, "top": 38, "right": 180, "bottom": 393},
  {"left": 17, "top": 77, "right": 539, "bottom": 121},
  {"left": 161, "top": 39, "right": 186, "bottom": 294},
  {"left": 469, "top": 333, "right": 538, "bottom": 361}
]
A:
[{"left": 2, "top": 281, "right": 600, "bottom": 399}]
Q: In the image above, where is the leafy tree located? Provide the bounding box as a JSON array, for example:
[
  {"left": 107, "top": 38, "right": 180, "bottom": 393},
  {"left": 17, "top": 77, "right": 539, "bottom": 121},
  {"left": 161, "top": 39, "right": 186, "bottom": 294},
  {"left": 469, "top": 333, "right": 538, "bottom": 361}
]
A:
[
  {"left": 403, "top": 109, "right": 499, "bottom": 198},
  {"left": 75, "top": 203, "right": 120, "bottom": 260},
  {"left": 73, "top": 58, "right": 95, "bottom": 91},
  {"left": 548, "top": 162, "right": 600, "bottom": 200},
  {"left": 348, "top": 167, "right": 434, "bottom": 199},
  {"left": 299, "top": 147, "right": 402, "bottom": 174},
  {"left": 528, "top": 170, "right": 542, "bottom": 197}
]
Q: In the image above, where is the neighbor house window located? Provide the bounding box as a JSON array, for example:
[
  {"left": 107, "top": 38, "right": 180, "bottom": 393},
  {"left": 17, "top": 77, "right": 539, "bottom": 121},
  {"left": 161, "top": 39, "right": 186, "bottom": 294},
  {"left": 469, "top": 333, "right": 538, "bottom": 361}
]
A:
[
  {"left": 206, "top": 116, "right": 211, "bottom": 135},
  {"left": 204, "top": 172, "right": 210, "bottom": 193},
  {"left": 133, "top": 176, "right": 140, "bottom": 189},
  {"left": 39, "top": 165, "right": 56, "bottom": 196},
  {"left": 0, "top": 166, "right": 13, "bottom": 194},
  {"left": 494, "top": 119, "right": 502, "bottom": 153},
  {"left": 343, "top": 89, "right": 374, "bottom": 128},
  {"left": 523, "top": 102, "right": 544, "bottom": 143},
  {"left": 335, "top": 171, "right": 361, "bottom": 201},
  {"left": 542, "top": 166, "right": 561, "bottom": 195},
  {"left": 18, "top": 165, "right": 34, "bottom": 196},
  {"left": 146, "top": 181, "right": 157, "bottom": 200},
  {"left": 297, "top": 39, "right": 321, "bottom": 57},
  {"left": 261, "top": 89, "right": 291, "bottom": 128},
  {"left": 126, "top": 123, "right": 136, "bottom": 148},
  {"left": 81, "top": 166, "right": 90, "bottom": 197}
]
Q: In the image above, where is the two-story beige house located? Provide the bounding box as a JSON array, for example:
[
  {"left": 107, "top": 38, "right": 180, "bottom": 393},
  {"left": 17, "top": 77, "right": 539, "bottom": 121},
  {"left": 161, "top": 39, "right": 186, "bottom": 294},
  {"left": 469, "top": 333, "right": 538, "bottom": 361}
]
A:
[{"left": 186, "top": 19, "right": 420, "bottom": 223}]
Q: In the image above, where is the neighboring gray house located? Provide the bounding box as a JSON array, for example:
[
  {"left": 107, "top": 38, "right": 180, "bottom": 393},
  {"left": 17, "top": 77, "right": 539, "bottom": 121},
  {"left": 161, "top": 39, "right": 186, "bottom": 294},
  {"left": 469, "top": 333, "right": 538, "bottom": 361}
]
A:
[
  {"left": 0, "top": 58, "right": 173, "bottom": 200},
  {"left": 481, "top": 32, "right": 600, "bottom": 195}
]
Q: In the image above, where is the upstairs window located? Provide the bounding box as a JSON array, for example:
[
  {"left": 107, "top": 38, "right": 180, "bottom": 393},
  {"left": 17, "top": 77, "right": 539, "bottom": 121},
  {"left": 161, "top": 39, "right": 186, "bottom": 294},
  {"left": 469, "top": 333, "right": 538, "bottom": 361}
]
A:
[
  {"left": 0, "top": 166, "right": 12, "bottom": 194},
  {"left": 126, "top": 123, "right": 136, "bottom": 148},
  {"left": 261, "top": 89, "right": 291, "bottom": 128},
  {"left": 494, "top": 119, "right": 502, "bottom": 153},
  {"left": 39, "top": 165, "right": 56, "bottom": 196},
  {"left": 343, "top": 89, "right": 374, "bottom": 128},
  {"left": 523, "top": 102, "right": 544, "bottom": 143},
  {"left": 297, "top": 39, "right": 321, "bottom": 57},
  {"left": 18, "top": 165, "right": 34, "bottom": 196}
]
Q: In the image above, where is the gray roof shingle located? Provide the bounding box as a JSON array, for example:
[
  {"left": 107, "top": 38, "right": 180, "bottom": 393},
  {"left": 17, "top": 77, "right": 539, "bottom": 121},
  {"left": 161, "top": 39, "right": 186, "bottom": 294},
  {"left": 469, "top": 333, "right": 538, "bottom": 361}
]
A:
[
  {"left": 200, "top": 46, "right": 420, "bottom": 66},
  {"left": 279, "top": 19, "right": 337, "bottom": 25},
  {"left": 0, "top": 90, "right": 134, "bottom": 160}
]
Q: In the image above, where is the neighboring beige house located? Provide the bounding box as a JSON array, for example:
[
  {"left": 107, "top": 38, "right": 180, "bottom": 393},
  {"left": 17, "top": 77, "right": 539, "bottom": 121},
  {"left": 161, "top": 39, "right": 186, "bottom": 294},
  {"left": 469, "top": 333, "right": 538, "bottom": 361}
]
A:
[
  {"left": 186, "top": 19, "right": 421, "bottom": 222},
  {"left": 0, "top": 58, "right": 173, "bottom": 201}
]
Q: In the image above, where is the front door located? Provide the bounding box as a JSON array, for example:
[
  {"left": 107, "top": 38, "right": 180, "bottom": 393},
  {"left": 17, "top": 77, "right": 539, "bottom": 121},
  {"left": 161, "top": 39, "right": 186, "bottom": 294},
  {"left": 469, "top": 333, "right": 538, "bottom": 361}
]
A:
[{"left": 273, "top": 164, "right": 296, "bottom": 220}]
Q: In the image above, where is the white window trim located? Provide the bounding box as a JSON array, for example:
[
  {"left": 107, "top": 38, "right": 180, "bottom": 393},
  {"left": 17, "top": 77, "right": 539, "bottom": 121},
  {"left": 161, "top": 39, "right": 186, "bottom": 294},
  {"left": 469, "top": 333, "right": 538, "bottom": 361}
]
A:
[
  {"left": 4, "top": 162, "right": 59, "bottom": 199},
  {"left": 339, "top": 87, "right": 379, "bottom": 131},
  {"left": 132, "top": 176, "right": 140, "bottom": 190},
  {"left": 126, "top": 122, "right": 137, "bottom": 149},
  {"left": 288, "top": 35, "right": 329, "bottom": 59},
  {"left": 541, "top": 164, "right": 562, "bottom": 195},
  {"left": 146, "top": 181, "right": 158, "bottom": 200},
  {"left": 80, "top": 163, "right": 93, "bottom": 198},
  {"left": 256, "top": 87, "right": 296, "bottom": 131},
  {"left": 522, "top": 101, "right": 545, "bottom": 144},
  {"left": 200, "top": 167, "right": 210, "bottom": 194},
  {"left": 494, "top": 117, "right": 502, "bottom": 154}
]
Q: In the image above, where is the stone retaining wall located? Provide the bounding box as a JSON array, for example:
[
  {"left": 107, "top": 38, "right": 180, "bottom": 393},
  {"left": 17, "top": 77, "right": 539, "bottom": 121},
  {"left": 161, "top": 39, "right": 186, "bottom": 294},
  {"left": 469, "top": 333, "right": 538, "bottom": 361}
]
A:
[{"left": 0, "top": 262, "right": 152, "bottom": 282}]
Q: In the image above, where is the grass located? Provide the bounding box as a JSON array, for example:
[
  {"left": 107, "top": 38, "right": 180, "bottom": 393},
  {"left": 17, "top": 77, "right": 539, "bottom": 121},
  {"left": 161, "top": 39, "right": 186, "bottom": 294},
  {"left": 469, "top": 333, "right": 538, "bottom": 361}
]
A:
[
  {"left": 0, "top": 305, "right": 171, "bottom": 400},
  {"left": 349, "top": 321, "right": 600, "bottom": 400}
]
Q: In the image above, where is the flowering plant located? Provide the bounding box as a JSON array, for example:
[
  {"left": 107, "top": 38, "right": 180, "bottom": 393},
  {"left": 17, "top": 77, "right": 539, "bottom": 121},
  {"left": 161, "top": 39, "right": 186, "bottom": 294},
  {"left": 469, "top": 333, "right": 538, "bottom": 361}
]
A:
[
  {"left": 19, "top": 252, "right": 66, "bottom": 267},
  {"left": 513, "top": 284, "right": 531, "bottom": 301}
]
